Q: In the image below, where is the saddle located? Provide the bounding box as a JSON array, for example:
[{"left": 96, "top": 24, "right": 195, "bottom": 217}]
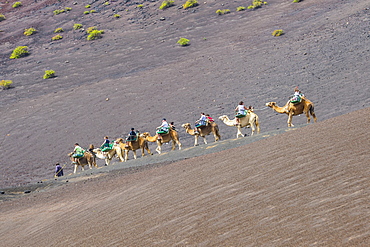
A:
[
  {"left": 290, "top": 96, "right": 302, "bottom": 104},
  {"left": 156, "top": 127, "right": 169, "bottom": 135},
  {"left": 101, "top": 143, "right": 114, "bottom": 152}
]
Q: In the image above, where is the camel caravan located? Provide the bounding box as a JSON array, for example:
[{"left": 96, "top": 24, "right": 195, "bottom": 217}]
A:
[{"left": 67, "top": 87, "right": 317, "bottom": 174}]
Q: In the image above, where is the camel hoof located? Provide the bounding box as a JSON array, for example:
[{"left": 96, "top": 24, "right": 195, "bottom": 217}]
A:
[{"left": 244, "top": 134, "right": 249, "bottom": 137}]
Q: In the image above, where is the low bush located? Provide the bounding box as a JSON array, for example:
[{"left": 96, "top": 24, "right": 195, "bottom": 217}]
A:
[
  {"left": 53, "top": 9, "right": 65, "bottom": 15},
  {"left": 10, "top": 46, "right": 29, "bottom": 59},
  {"left": 65, "top": 7, "right": 72, "bottom": 11},
  {"left": 236, "top": 6, "right": 246, "bottom": 11},
  {"left": 183, "top": 0, "right": 198, "bottom": 9},
  {"left": 85, "top": 4, "right": 91, "bottom": 8},
  {"left": 0, "top": 14, "right": 6, "bottom": 21},
  {"left": 0, "top": 80, "right": 13, "bottom": 89},
  {"left": 90, "top": 9, "right": 96, "bottom": 13},
  {"left": 137, "top": 4, "right": 143, "bottom": 8},
  {"left": 87, "top": 30, "right": 104, "bottom": 40},
  {"left": 272, "top": 29, "right": 284, "bottom": 36},
  {"left": 104, "top": 1, "right": 110, "bottom": 5},
  {"left": 177, "top": 37, "right": 190, "bottom": 46},
  {"left": 248, "top": 0, "right": 267, "bottom": 9},
  {"left": 83, "top": 11, "right": 90, "bottom": 15},
  {"left": 293, "top": 0, "right": 302, "bottom": 2},
  {"left": 54, "top": 28, "right": 64, "bottom": 33},
  {"left": 51, "top": 34, "right": 63, "bottom": 40},
  {"left": 43, "top": 70, "right": 56, "bottom": 79},
  {"left": 73, "top": 23, "right": 83, "bottom": 30},
  {"left": 12, "top": 2, "right": 22, "bottom": 8},
  {"left": 159, "top": 0, "right": 174, "bottom": 10},
  {"left": 114, "top": 14, "right": 120, "bottom": 18},
  {"left": 24, "top": 27, "right": 37, "bottom": 36},
  {"left": 216, "top": 9, "right": 230, "bottom": 15}
]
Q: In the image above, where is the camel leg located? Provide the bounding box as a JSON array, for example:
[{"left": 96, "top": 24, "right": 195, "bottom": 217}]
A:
[
  {"left": 213, "top": 133, "right": 219, "bottom": 142},
  {"left": 202, "top": 136, "right": 208, "bottom": 145},
  {"left": 287, "top": 113, "right": 294, "bottom": 127},
  {"left": 133, "top": 150, "right": 137, "bottom": 159},
  {"left": 305, "top": 111, "right": 311, "bottom": 123},
  {"left": 156, "top": 141, "right": 162, "bottom": 154},
  {"left": 171, "top": 140, "right": 176, "bottom": 150},
  {"left": 237, "top": 126, "right": 243, "bottom": 138},
  {"left": 124, "top": 150, "right": 129, "bottom": 162},
  {"left": 73, "top": 164, "right": 77, "bottom": 174},
  {"left": 194, "top": 135, "right": 199, "bottom": 146}
]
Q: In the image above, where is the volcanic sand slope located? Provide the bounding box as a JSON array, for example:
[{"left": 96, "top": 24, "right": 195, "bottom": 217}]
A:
[
  {"left": 0, "top": 108, "right": 369, "bottom": 246},
  {"left": 0, "top": 0, "right": 369, "bottom": 187}
]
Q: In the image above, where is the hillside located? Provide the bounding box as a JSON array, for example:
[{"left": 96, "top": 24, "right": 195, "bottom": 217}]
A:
[
  {"left": 0, "top": 0, "right": 369, "bottom": 186},
  {"left": 0, "top": 107, "right": 369, "bottom": 246}
]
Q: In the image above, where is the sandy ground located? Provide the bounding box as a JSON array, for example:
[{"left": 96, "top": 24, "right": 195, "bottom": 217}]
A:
[{"left": 0, "top": 0, "right": 370, "bottom": 245}]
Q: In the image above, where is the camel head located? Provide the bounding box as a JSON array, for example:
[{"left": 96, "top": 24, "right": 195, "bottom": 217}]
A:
[
  {"left": 265, "top": 102, "right": 276, "bottom": 108},
  {"left": 218, "top": 115, "right": 230, "bottom": 121},
  {"left": 67, "top": 152, "right": 73, "bottom": 157},
  {"left": 181, "top": 123, "right": 191, "bottom": 129},
  {"left": 140, "top": 132, "right": 150, "bottom": 138},
  {"left": 115, "top": 138, "right": 124, "bottom": 143}
]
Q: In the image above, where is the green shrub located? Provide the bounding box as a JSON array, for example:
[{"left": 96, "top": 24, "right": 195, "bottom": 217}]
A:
[
  {"left": 177, "top": 37, "right": 190, "bottom": 46},
  {"left": 104, "top": 1, "right": 110, "bottom": 5},
  {"left": 216, "top": 9, "right": 230, "bottom": 15},
  {"left": 0, "top": 14, "right": 6, "bottom": 21},
  {"left": 114, "top": 14, "right": 120, "bottom": 18},
  {"left": 236, "top": 6, "right": 246, "bottom": 11},
  {"left": 0, "top": 80, "right": 13, "bottom": 89},
  {"left": 293, "top": 0, "right": 302, "bottom": 2},
  {"left": 87, "top": 30, "right": 104, "bottom": 40},
  {"left": 183, "top": 0, "right": 198, "bottom": 9},
  {"left": 53, "top": 9, "right": 65, "bottom": 15},
  {"left": 65, "top": 7, "right": 72, "bottom": 11},
  {"left": 86, "top": 26, "right": 97, "bottom": 33},
  {"left": 73, "top": 23, "right": 83, "bottom": 30},
  {"left": 83, "top": 11, "right": 90, "bottom": 14},
  {"left": 85, "top": 4, "right": 91, "bottom": 8},
  {"left": 90, "top": 9, "right": 96, "bottom": 13},
  {"left": 137, "top": 4, "right": 143, "bottom": 8},
  {"left": 43, "top": 70, "right": 56, "bottom": 79},
  {"left": 51, "top": 34, "right": 63, "bottom": 40},
  {"left": 24, "top": 27, "right": 37, "bottom": 36},
  {"left": 248, "top": 0, "right": 267, "bottom": 9},
  {"left": 159, "top": 0, "right": 174, "bottom": 10},
  {"left": 10, "top": 46, "right": 29, "bottom": 59},
  {"left": 272, "top": 29, "right": 284, "bottom": 36},
  {"left": 12, "top": 2, "right": 22, "bottom": 8},
  {"left": 54, "top": 28, "right": 64, "bottom": 33}
]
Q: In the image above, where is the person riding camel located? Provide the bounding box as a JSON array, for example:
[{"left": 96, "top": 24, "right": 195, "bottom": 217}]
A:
[
  {"left": 234, "top": 101, "right": 248, "bottom": 126},
  {"left": 156, "top": 118, "right": 170, "bottom": 140},
  {"left": 291, "top": 86, "right": 304, "bottom": 103},
  {"left": 206, "top": 114, "right": 214, "bottom": 123},
  {"left": 194, "top": 113, "right": 207, "bottom": 134},
  {"left": 72, "top": 143, "right": 85, "bottom": 164},
  {"left": 125, "top": 128, "right": 137, "bottom": 147}
]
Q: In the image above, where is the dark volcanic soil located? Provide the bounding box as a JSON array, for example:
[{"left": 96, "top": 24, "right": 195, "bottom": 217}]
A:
[{"left": 0, "top": 0, "right": 370, "bottom": 245}]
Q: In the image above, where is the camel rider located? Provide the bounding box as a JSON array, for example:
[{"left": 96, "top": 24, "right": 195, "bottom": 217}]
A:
[
  {"left": 170, "top": 122, "right": 176, "bottom": 131},
  {"left": 72, "top": 143, "right": 85, "bottom": 163},
  {"left": 206, "top": 114, "right": 214, "bottom": 123},
  {"left": 156, "top": 118, "right": 170, "bottom": 140},
  {"left": 100, "top": 136, "right": 111, "bottom": 151},
  {"left": 125, "top": 128, "right": 137, "bottom": 147},
  {"left": 290, "top": 87, "right": 304, "bottom": 103},
  {"left": 235, "top": 101, "right": 248, "bottom": 126},
  {"left": 194, "top": 113, "right": 207, "bottom": 134}
]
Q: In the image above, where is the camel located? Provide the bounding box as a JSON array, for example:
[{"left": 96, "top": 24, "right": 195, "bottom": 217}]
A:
[
  {"left": 114, "top": 137, "right": 152, "bottom": 162},
  {"left": 266, "top": 96, "right": 317, "bottom": 127},
  {"left": 181, "top": 122, "right": 221, "bottom": 146},
  {"left": 68, "top": 151, "right": 97, "bottom": 174},
  {"left": 91, "top": 147, "right": 117, "bottom": 166},
  {"left": 140, "top": 129, "right": 182, "bottom": 154},
  {"left": 219, "top": 112, "right": 260, "bottom": 138}
]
